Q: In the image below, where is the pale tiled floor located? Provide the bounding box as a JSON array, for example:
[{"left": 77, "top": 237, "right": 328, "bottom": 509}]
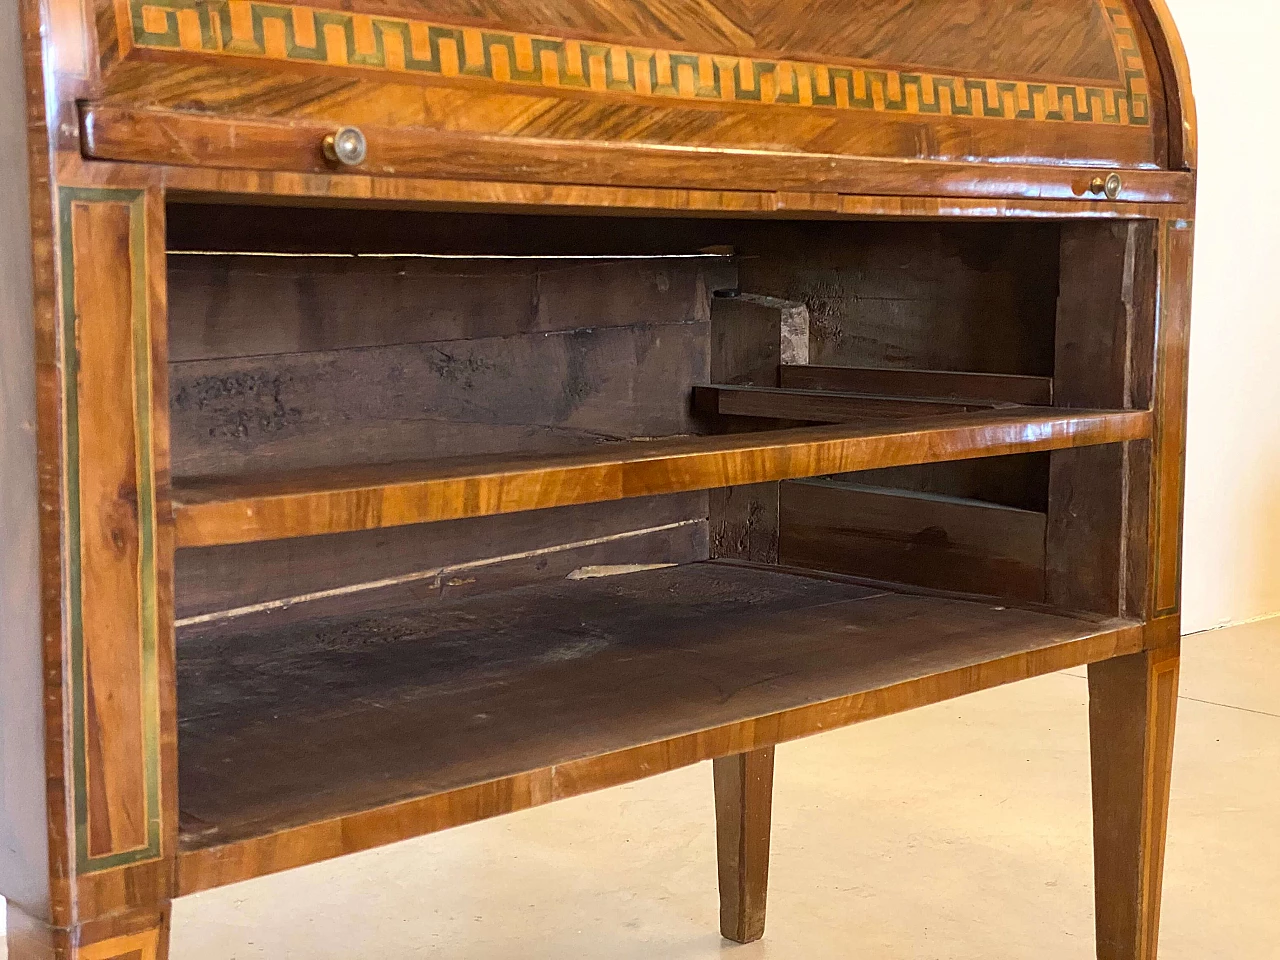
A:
[{"left": 5, "top": 618, "right": 1278, "bottom": 958}]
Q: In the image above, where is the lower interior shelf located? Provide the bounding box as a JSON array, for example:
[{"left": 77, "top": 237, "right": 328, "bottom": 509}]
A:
[{"left": 176, "top": 560, "right": 1142, "bottom": 890}]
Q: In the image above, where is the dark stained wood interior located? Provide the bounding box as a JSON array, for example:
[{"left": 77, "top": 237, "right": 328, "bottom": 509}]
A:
[
  {"left": 176, "top": 560, "right": 1140, "bottom": 858},
  {"left": 780, "top": 479, "right": 1049, "bottom": 601},
  {"left": 176, "top": 493, "right": 709, "bottom": 623}
]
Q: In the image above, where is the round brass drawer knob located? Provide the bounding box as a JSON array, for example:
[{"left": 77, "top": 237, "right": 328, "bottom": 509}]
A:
[
  {"left": 323, "top": 126, "right": 368, "bottom": 167},
  {"left": 1089, "top": 173, "right": 1123, "bottom": 201}
]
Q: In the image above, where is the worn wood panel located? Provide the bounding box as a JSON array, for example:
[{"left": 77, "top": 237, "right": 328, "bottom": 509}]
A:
[
  {"left": 710, "top": 294, "right": 784, "bottom": 388},
  {"left": 167, "top": 255, "right": 717, "bottom": 362},
  {"left": 175, "top": 561, "right": 1138, "bottom": 848},
  {"left": 174, "top": 561, "right": 1142, "bottom": 891},
  {"left": 780, "top": 480, "right": 1047, "bottom": 601},
  {"left": 61, "top": 190, "right": 163, "bottom": 873},
  {"left": 1048, "top": 220, "right": 1157, "bottom": 617},
  {"left": 1056, "top": 222, "right": 1156, "bottom": 409},
  {"left": 738, "top": 221, "right": 1061, "bottom": 376},
  {"left": 176, "top": 493, "right": 708, "bottom": 621},
  {"left": 706, "top": 290, "right": 784, "bottom": 567},
  {"left": 169, "top": 319, "right": 709, "bottom": 478},
  {"left": 709, "top": 484, "right": 779, "bottom": 564}
]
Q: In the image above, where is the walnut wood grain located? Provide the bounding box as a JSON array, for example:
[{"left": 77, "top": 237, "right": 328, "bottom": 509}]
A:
[
  {"left": 79, "top": 105, "right": 1193, "bottom": 204},
  {"left": 173, "top": 561, "right": 1143, "bottom": 893},
  {"left": 153, "top": 162, "right": 1190, "bottom": 221},
  {"left": 172, "top": 408, "right": 1152, "bottom": 548}
]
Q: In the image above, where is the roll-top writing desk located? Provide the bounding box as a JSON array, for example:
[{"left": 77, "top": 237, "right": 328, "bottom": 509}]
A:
[{"left": 0, "top": 1, "right": 1195, "bottom": 956}]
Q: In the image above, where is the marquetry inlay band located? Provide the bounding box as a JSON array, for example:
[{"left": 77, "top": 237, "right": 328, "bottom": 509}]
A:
[{"left": 113, "top": 0, "right": 1150, "bottom": 127}]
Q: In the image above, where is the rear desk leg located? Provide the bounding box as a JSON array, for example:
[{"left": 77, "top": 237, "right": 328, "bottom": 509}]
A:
[
  {"left": 1088, "top": 645, "right": 1180, "bottom": 960},
  {"left": 713, "top": 746, "right": 775, "bottom": 944}
]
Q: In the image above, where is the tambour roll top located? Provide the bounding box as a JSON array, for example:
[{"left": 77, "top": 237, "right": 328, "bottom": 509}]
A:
[{"left": 86, "top": 0, "right": 1194, "bottom": 197}]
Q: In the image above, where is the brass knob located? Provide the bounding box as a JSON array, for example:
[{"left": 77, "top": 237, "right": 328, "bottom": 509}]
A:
[
  {"left": 322, "top": 126, "right": 367, "bottom": 167},
  {"left": 1089, "top": 173, "right": 1123, "bottom": 201}
]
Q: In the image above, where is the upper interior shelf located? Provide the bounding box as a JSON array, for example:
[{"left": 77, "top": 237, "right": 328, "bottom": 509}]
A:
[
  {"left": 172, "top": 404, "right": 1150, "bottom": 547},
  {"left": 81, "top": 0, "right": 1195, "bottom": 191}
]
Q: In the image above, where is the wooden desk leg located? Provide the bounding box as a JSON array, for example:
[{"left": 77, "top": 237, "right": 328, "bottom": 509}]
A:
[
  {"left": 713, "top": 746, "right": 776, "bottom": 944},
  {"left": 1088, "top": 645, "right": 1180, "bottom": 960}
]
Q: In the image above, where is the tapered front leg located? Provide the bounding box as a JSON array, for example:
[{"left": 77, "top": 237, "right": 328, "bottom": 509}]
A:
[
  {"left": 713, "top": 746, "right": 775, "bottom": 944},
  {"left": 1088, "top": 644, "right": 1180, "bottom": 960}
]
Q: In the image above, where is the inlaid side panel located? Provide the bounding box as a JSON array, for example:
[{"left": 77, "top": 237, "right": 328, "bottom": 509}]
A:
[
  {"left": 59, "top": 187, "right": 164, "bottom": 873},
  {"left": 1151, "top": 219, "right": 1193, "bottom": 617}
]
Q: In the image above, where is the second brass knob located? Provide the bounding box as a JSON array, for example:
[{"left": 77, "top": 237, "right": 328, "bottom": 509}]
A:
[
  {"left": 1089, "top": 173, "right": 1123, "bottom": 201},
  {"left": 323, "top": 126, "right": 368, "bottom": 167}
]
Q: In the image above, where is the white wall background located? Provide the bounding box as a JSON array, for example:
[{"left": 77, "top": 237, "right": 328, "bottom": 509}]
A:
[{"left": 1166, "top": 0, "right": 1280, "bottom": 633}]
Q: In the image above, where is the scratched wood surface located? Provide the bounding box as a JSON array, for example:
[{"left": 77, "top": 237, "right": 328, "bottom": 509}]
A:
[
  {"left": 176, "top": 492, "right": 709, "bottom": 622},
  {"left": 174, "top": 561, "right": 1141, "bottom": 864}
]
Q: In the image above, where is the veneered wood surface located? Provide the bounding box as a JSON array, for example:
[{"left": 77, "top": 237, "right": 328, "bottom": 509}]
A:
[
  {"left": 1089, "top": 644, "right": 1180, "bottom": 960},
  {"left": 68, "top": 199, "right": 152, "bottom": 861},
  {"left": 714, "top": 746, "right": 774, "bottom": 944},
  {"left": 7, "top": 900, "right": 172, "bottom": 960},
  {"left": 175, "top": 560, "right": 1142, "bottom": 891},
  {"left": 152, "top": 166, "right": 1191, "bottom": 222},
  {"left": 1150, "top": 221, "right": 1193, "bottom": 618},
  {"left": 780, "top": 480, "right": 1048, "bottom": 602},
  {"left": 1131, "top": 0, "right": 1197, "bottom": 169},
  {"left": 147, "top": 0, "right": 1124, "bottom": 82},
  {"left": 81, "top": 105, "right": 1186, "bottom": 202},
  {"left": 90, "top": 0, "right": 1167, "bottom": 175},
  {"left": 171, "top": 407, "right": 1152, "bottom": 547}
]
